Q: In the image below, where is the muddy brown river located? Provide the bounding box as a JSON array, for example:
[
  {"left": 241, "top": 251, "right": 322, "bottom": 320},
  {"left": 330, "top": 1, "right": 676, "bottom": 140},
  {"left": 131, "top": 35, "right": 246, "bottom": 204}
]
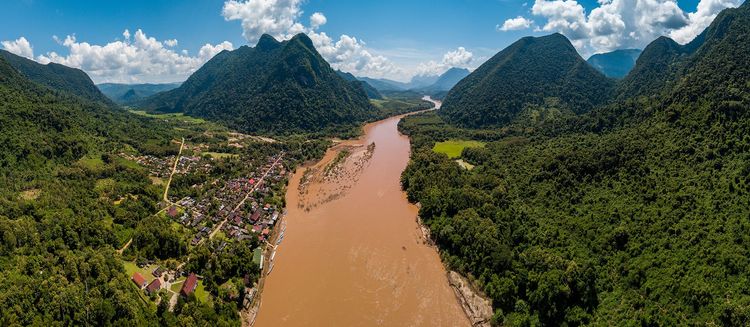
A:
[{"left": 253, "top": 99, "right": 470, "bottom": 326}]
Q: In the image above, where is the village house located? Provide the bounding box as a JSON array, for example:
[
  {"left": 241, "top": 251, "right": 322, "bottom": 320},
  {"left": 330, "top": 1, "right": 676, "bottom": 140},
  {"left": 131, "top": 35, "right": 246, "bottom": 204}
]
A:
[
  {"left": 146, "top": 279, "right": 161, "bottom": 295},
  {"left": 167, "top": 206, "right": 179, "bottom": 218},
  {"left": 250, "top": 210, "right": 261, "bottom": 223},
  {"left": 131, "top": 272, "right": 147, "bottom": 289},
  {"left": 152, "top": 266, "right": 165, "bottom": 278},
  {"left": 181, "top": 273, "right": 198, "bottom": 297}
]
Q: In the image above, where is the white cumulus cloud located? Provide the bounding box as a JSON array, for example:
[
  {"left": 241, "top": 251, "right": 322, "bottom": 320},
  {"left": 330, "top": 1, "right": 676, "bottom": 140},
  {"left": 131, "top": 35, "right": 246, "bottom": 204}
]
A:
[
  {"left": 221, "top": 0, "right": 399, "bottom": 78},
  {"left": 222, "top": 0, "right": 305, "bottom": 44},
  {"left": 416, "top": 47, "right": 474, "bottom": 76},
  {"left": 498, "top": 16, "right": 534, "bottom": 31},
  {"left": 527, "top": 0, "right": 741, "bottom": 55},
  {"left": 28, "top": 29, "right": 233, "bottom": 83},
  {"left": 670, "top": 0, "right": 742, "bottom": 43},
  {"left": 442, "top": 47, "right": 473, "bottom": 66},
  {"left": 310, "top": 12, "right": 327, "bottom": 29},
  {"left": 2, "top": 37, "right": 34, "bottom": 59}
]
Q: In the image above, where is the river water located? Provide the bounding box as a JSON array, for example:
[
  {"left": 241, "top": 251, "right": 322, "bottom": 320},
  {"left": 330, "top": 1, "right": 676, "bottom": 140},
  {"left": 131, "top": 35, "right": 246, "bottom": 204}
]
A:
[{"left": 254, "top": 100, "right": 470, "bottom": 326}]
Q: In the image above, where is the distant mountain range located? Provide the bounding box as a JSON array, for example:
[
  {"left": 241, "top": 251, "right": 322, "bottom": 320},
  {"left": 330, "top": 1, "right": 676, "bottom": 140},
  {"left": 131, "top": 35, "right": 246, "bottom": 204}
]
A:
[
  {"left": 587, "top": 49, "right": 642, "bottom": 79},
  {"left": 440, "top": 33, "right": 614, "bottom": 128},
  {"left": 141, "top": 33, "right": 376, "bottom": 134},
  {"left": 357, "top": 67, "right": 470, "bottom": 97},
  {"left": 98, "top": 83, "right": 181, "bottom": 105},
  {"left": 0, "top": 49, "right": 113, "bottom": 105}
]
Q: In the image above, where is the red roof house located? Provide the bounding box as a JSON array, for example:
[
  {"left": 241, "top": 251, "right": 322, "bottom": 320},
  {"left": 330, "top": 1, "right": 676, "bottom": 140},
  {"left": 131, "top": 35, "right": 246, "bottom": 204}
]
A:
[
  {"left": 181, "top": 273, "right": 198, "bottom": 297},
  {"left": 146, "top": 279, "right": 161, "bottom": 294},
  {"left": 250, "top": 210, "right": 261, "bottom": 223},
  {"left": 132, "top": 272, "right": 147, "bottom": 289}
]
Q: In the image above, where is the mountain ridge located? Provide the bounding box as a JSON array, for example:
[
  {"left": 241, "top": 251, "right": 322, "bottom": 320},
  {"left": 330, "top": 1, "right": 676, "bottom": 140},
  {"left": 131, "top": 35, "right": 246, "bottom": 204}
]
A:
[
  {"left": 440, "top": 33, "right": 615, "bottom": 128},
  {"left": 141, "top": 33, "right": 375, "bottom": 134},
  {"left": 0, "top": 49, "right": 113, "bottom": 105}
]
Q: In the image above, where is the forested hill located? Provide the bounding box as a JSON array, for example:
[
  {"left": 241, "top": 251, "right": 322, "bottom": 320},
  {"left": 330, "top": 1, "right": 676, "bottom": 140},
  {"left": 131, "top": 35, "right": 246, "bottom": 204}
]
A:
[
  {"left": 0, "top": 55, "right": 177, "bottom": 325},
  {"left": 141, "top": 33, "right": 376, "bottom": 135},
  {"left": 336, "top": 70, "right": 383, "bottom": 99},
  {"left": 615, "top": 1, "right": 749, "bottom": 107},
  {"left": 0, "top": 57, "right": 173, "bottom": 181},
  {"left": 399, "top": 3, "right": 750, "bottom": 325},
  {"left": 586, "top": 49, "right": 641, "bottom": 79},
  {"left": 98, "top": 82, "right": 181, "bottom": 105},
  {"left": 0, "top": 49, "right": 113, "bottom": 105},
  {"left": 615, "top": 36, "right": 690, "bottom": 99},
  {"left": 439, "top": 33, "right": 614, "bottom": 128}
]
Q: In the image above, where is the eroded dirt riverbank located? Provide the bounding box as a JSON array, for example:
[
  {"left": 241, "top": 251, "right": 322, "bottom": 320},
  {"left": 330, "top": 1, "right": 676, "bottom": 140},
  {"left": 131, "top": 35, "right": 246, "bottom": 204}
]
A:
[{"left": 252, "top": 100, "right": 472, "bottom": 326}]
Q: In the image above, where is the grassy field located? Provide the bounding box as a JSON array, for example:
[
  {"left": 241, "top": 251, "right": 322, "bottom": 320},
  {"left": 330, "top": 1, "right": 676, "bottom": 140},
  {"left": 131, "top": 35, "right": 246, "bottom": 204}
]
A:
[
  {"left": 77, "top": 154, "right": 105, "bottom": 170},
  {"left": 202, "top": 152, "right": 239, "bottom": 159},
  {"left": 129, "top": 110, "right": 208, "bottom": 124},
  {"left": 123, "top": 261, "right": 156, "bottom": 284},
  {"left": 170, "top": 277, "right": 186, "bottom": 293},
  {"left": 195, "top": 280, "right": 209, "bottom": 303},
  {"left": 432, "top": 140, "right": 485, "bottom": 159}
]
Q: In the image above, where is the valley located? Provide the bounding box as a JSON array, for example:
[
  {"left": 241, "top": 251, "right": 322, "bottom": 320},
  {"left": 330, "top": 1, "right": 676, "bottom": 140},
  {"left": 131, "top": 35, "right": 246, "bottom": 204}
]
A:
[
  {"left": 1, "top": 1, "right": 749, "bottom": 326},
  {"left": 251, "top": 98, "right": 477, "bottom": 326}
]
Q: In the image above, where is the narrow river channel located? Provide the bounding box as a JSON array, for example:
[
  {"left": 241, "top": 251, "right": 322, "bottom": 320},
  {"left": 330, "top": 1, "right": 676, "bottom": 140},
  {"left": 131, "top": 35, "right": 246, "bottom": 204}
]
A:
[{"left": 253, "top": 99, "right": 470, "bottom": 326}]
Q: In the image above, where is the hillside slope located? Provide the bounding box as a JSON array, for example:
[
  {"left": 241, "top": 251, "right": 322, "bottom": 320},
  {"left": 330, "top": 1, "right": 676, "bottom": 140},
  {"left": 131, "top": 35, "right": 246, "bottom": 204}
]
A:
[
  {"left": 142, "top": 33, "right": 375, "bottom": 134},
  {"left": 98, "top": 82, "right": 181, "bottom": 105},
  {"left": 440, "top": 33, "right": 615, "bottom": 128},
  {"left": 400, "top": 2, "right": 750, "bottom": 325},
  {"left": 0, "top": 49, "right": 112, "bottom": 105},
  {"left": 336, "top": 70, "right": 383, "bottom": 99}
]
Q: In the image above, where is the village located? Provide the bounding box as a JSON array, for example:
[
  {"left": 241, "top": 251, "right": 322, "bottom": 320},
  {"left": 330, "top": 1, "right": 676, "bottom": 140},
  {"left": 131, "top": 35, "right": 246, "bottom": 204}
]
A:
[{"left": 120, "top": 136, "right": 290, "bottom": 311}]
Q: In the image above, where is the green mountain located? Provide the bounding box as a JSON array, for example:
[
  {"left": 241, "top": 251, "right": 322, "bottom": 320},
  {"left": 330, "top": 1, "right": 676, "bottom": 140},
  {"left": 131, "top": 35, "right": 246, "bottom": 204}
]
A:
[
  {"left": 0, "top": 55, "right": 183, "bottom": 325},
  {"left": 142, "top": 33, "right": 375, "bottom": 134},
  {"left": 356, "top": 75, "right": 440, "bottom": 92},
  {"left": 440, "top": 33, "right": 615, "bottom": 128},
  {"left": 98, "top": 82, "right": 181, "bottom": 105},
  {"left": 0, "top": 58, "right": 175, "bottom": 180},
  {"left": 615, "top": 37, "right": 691, "bottom": 99},
  {"left": 357, "top": 76, "right": 410, "bottom": 91},
  {"left": 336, "top": 70, "right": 383, "bottom": 99},
  {"left": 0, "top": 49, "right": 113, "bottom": 105},
  {"left": 661, "top": 1, "right": 750, "bottom": 111},
  {"left": 400, "top": 3, "right": 750, "bottom": 325},
  {"left": 587, "top": 49, "right": 641, "bottom": 78}
]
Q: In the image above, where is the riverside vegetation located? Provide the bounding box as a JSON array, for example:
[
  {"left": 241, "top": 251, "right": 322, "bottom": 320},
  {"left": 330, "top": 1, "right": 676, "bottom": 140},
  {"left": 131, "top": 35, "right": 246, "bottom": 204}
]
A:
[
  {"left": 400, "top": 2, "right": 750, "bottom": 326},
  {"left": 0, "top": 30, "right": 431, "bottom": 324}
]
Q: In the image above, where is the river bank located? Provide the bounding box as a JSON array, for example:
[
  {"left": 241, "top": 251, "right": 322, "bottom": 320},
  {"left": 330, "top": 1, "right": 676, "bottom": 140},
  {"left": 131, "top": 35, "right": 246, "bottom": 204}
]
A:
[{"left": 248, "top": 97, "right": 470, "bottom": 326}]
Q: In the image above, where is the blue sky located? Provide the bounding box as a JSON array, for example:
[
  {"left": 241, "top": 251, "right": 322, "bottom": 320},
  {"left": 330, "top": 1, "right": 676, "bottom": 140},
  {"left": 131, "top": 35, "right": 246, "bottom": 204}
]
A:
[{"left": 0, "top": 0, "right": 739, "bottom": 83}]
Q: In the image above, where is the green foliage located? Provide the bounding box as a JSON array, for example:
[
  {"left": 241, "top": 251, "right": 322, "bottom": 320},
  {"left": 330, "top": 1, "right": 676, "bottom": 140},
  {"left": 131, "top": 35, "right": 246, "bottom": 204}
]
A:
[
  {"left": 440, "top": 33, "right": 614, "bottom": 128},
  {"left": 0, "top": 57, "right": 242, "bottom": 325},
  {"left": 336, "top": 70, "right": 383, "bottom": 99},
  {"left": 401, "top": 4, "right": 750, "bottom": 325},
  {"left": 432, "top": 140, "right": 485, "bottom": 159},
  {"left": 142, "top": 33, "right": 377, "bottom": 135},
  {"left": 1, "top": 49, "right": 113, "bottom": 105},
  {"left": 98, "top": 82, "right": 181, "bottom": 105},
  {"left": 129, "top": 215, "right": 187, "bottom": 260}
]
